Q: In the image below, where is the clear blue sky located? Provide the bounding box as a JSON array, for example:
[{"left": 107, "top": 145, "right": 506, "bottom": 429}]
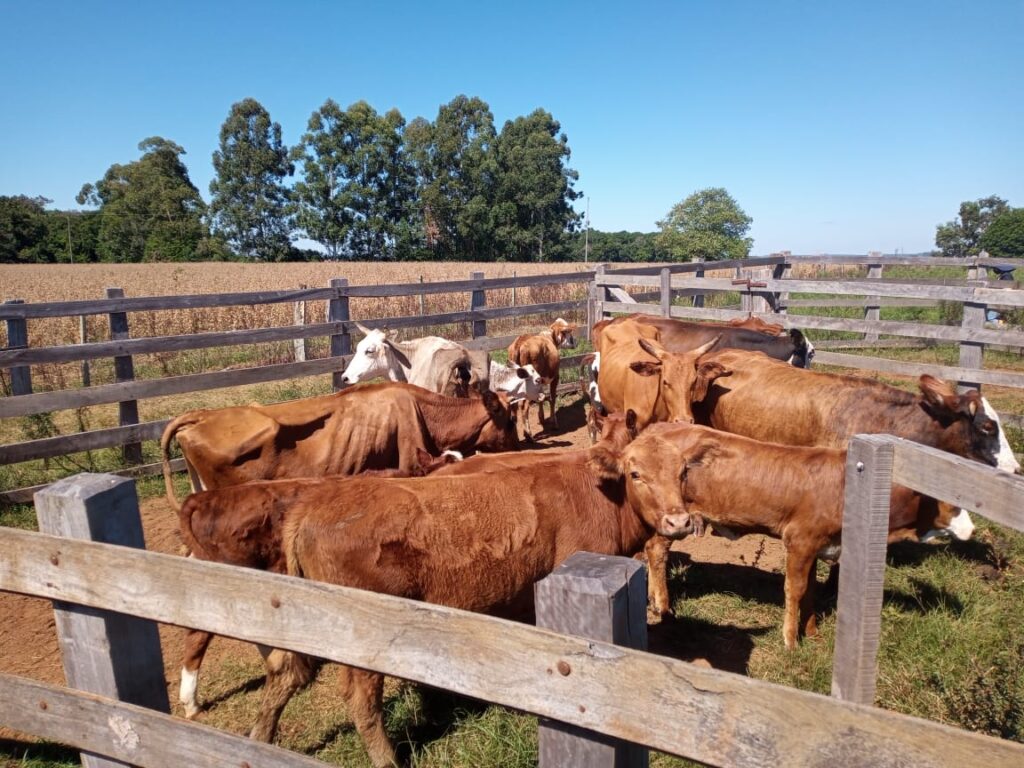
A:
[{"left": 2, "top": 0, "right": 1022, "bottom": 255}]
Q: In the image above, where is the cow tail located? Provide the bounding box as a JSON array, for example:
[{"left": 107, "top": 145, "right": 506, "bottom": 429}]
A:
[
  {"left": 282, "top": 513, "right": 305, "bottom": 579},
  {"left": 161, "top": 413, "right": 199, "bottom": 514},
  {"left": 175, "top": 495, "right": 202, "bottom": 559}
]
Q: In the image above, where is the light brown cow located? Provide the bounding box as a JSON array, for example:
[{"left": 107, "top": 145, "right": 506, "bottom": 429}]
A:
[
  {"left": 160, "top": 382, "right": 519, "bottom": 511},
  {"left": 506, "top": 317, "right": 578, "bottom": 438},
  {"left": 651, "top": 423, "right": 960, "bottom": 648},
  {"left": 238, "top": 425, "right": 700, "bottom": 766},
  {"left": 175, "top": 447, "right": 461, "bottom": 719},
  {"left": 594, "top": 318, "right": 729, "bottom": 430}
]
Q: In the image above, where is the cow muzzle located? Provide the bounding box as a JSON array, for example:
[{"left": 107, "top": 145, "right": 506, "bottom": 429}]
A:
[{"left": 658, "top": 509, "right": 703, "bottom": 539}]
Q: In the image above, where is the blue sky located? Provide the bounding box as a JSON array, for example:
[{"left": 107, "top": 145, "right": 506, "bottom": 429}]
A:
[{"left": 2, "top": 0, "right": 1022, "bottom": 255}]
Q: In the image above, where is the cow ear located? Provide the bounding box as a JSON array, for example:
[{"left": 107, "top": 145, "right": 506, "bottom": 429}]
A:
[
  {"left": 691, "top": 361, "right": 731, "bottom": 401},
  {"left": 415, "top": 447, "right": 433, "bottom": 468},
  {"left": 482, "top": 389, "right": 509, "bottom": 423},
  {"left": 354, "top": 321, "right": 374, "bottom": 338},
  {"left": 588, "top": 444, "right": 624, "bottom": 481},
  {"left": 630, "top": 360, "right": 662, "bottom": 377},
  {"left": 383, "top": 338, "right": 412, "bottom": 368},
  {"left": 686, "top": 441, "right": 721, "bottom": 469},
  {"left": 625, "top": 409, "right": 639, "bottom": 438},
  {"left": 919, "top": 375, "right": 959, "bottom": 414}
]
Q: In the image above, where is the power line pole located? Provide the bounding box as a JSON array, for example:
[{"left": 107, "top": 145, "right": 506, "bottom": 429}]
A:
[{"left": 583, "top": 197, "right": 590, "bottom": 263}]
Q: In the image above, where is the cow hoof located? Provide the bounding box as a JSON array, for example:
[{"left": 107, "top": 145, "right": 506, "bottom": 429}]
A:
[
  {"left": 524, "top": 432, "right": 535, "bottom": 443},
  {"left": 183, "top": 705, "right": 201, "bottom": 720},
  {"left": 646, "top": 606, "right": 665, "bottom": 626}
]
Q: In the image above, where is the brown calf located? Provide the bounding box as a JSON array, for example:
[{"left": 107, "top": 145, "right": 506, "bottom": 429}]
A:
[{"left": 507, "top": 317, "right": 578, "bottom": 438}]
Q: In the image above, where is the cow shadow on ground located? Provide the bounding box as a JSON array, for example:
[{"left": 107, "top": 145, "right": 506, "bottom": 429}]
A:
[
  {"left": 647, "top": 613, "right": 769, "bottom": 675},
  {"left": 669, "top": 553, "right": 786, "bottom": 609},
  {"left": 518, "top": 395, "right": 588, "bottom": 448},
  {"left": 201, "top": 673, "right": 268, "bottom": 710}
]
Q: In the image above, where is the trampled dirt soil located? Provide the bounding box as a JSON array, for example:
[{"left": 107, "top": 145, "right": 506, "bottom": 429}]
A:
[{"left": 0, "top": 394, "right": 782, "bottom": 744}]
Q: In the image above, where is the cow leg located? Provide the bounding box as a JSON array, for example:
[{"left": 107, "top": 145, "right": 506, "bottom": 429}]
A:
[
  {"left": 521, "top": 400, "right": 535, "bottom": 441},
  {"left": 250, "top": 647, "right": 316, "bottom": 742},
  {"left": 339, "top": 665, "right": 396, "bottom": 768},
  {"left": 782, "top": 544, "right": 817, "bottom": 650},
  {"left": 547, "top": 378, "right": 559, "bottom": 428},
  {"left": 644, "top": 535, "right": 672, "bottom": 624},
  {"left": 802, "top": 560, "right": 819, "bottom": 639},
  {"left": 179, "top": 629, "right": 214, "bottom": 719}
]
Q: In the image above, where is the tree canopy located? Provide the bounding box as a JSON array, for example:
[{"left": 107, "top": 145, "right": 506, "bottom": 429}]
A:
[
  {"left": 656, "top": 187, "right": 753, "bottom": 261},
  {"left": 934, "top": 195, "right": 1010, "bottom": 258},
  {"left": 209, "top": 98, "right": 294, "bottom": 261},
  {"left": 77, "top": 137, "right": 210, "bottom": 262},
  {"left": 979, "top": 208, "right": 1024, "bottom": 260}
]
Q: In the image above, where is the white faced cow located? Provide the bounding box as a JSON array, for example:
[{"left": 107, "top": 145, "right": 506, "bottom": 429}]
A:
[
  {"left": 489, "top": 360, "right": 545, "bottom": 403},
  {"left": 340, "top": 324, "right": 485, "bottom": 397}
]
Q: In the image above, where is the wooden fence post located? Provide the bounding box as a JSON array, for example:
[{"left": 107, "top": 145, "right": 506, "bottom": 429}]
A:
[
  {"left": 79, "top": 315, "right": 91, "bottom": 387},
  {"left": 328, "top": 278, "right": 350, "bottom": 391},
  {"left": 864, "top": 252, "right": 883, "bottom": 342},
  {"left": 772, "top": 253, "right": 791, "bottom": 316},
  {"left": 536, "top": 552, "right": 648, "bottom": 768},
  {"left": 292, "top": 285, "right": 307, "bottom": 363},
  {"left": 105, "top": 288, "right": 141, "bottom": 465},
  {"left": 3, "top": 299, "right": 32, "bottom": 396},
  {"left": 739, "top": 270, "right": 752, "bottom": 314},
  {"left": 831, "top": 435, "right": 894, "bottom": 706},
  {"left": 512, "top": 270, "right": 518, "bottom": 307},
  {"left": 418, "top": 276, "right": 426, "bottom": 315},
  {"left": 34, "top": 473, "right": 170, "bottom": 768},
  {"left": 471, "top": 271, "right": 486, "bottom": 339},
  {"left": 659, "top": 268, "right": 671, "bottom": 317},
  {"left": 692, "top": 260, "right": 705, "bottom": 308},
  {"left": 958, "top": 300, "right": 985, "bottom": 392},
  {"left": 587, "top": 265, "right": 607, "bottom": 338}
]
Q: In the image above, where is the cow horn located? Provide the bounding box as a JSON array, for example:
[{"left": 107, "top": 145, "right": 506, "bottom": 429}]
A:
[
  {"left": 693, "top": 335, "right": 722, "bottom": 357},
  {"left": 354, "top": 321, "right": 375, "bottom": 337},
  {"left": 637, "top": 337, "right": 664, "bottom": 359}
]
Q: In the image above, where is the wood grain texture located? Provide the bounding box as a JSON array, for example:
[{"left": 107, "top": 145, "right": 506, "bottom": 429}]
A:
[
  {"left": 0, "top": 419, "right": 169, "bottom": 464},
  {"left": 0, "top": 459, "right": 185, "bottom": 504},
  {"left": 4, "top": 299, "right": 33, "bottom": 395},
  {"left": 863, "top": 259, "right": 882, "bottom": 342},
  {"left": 0, "top": 674, "right": 327, "bottom": 768},
  {"left": 105, "top": 288, "right": 141, "bottom": 464},
  {"left": 831, "top": 437, "right": 894, "bottom": 705},
  {"left": 2, "top": 528, "right": 1023, "bottom": 767},
  {"left": 812, "top": 351, "right": 1024, "bottom": 388},
  {"left": 958, "top": 301, "right": 985, "bottom": 391}
]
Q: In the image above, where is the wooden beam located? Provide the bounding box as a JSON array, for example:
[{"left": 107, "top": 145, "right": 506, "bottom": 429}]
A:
[{"left": 105, "top": 288, "right": 141, "bottom": 464}]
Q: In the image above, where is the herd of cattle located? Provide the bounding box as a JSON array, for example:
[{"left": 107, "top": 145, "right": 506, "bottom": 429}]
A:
[{"left": 158, "top": 314, "right": 1020, "bottom": 767}]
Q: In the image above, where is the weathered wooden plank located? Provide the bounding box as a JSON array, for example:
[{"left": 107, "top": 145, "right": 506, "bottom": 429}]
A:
[
  {"left": 831, "top": 437, "right": 894, "bottom": 705},
  {"left": 606, "top": 287, "right": 639, "bottom": 304},
  {"left": 889, "top": 438, "right": 1024, "bottom": 532},
  {"left": 0, "top": 419, "right": 170, "bottom": 464},
  {"left": 2, "top": 529, "right": 1022, "bottom": 768},
  {"left": 293, "top": 290, "right": 307, "bottom": 363},
  {"left": 328, "top": 278, "right": 350, "bottom": 391},
  {"left": 35, "top": 474, "right": 168, "bottom": 768},
  {"left": 342, "top": 270, "right": 593, "bottom": 297},
  {"left": 0, "top": 674, "right": 328, "bottom": 768},
  {"left": 0, "top": 287, "right": 338, "bottom": 320},
  {"left": 0, "top": 459, "right": 185, "bottom": 505},
  {"left": 471, "top": 271, "right": 486, "bottom": 339},
  {"left": 4, "top": 299, "right": 33, "bottom": 395},
  {"left": 106, "top": 288, "right": 141, "bottom": 465},
  {"left": 784, "top": 298, "right": 938, "bottom": 308},
  {"left": 537, "top": 553, "right": 648, "bottom": 768},
  {"left": 863, "top": 256, "right": 882, "bottom": 342},
  {"left": 812, "top": 351, "right": 1024, "bottom": 389},
  {"left": 603, "top": 255, "right": 786, "bottom": 276},
  {"left": 659, "top": 268, "right": 671, "bottom": 318},
  {"left": 0, "top": 356, "right": 351, "bottom": 419},
  {"left": 959, "top": 301, "right": 985, "bottom": 391}
]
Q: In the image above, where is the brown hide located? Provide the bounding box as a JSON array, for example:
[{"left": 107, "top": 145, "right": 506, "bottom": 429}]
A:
[
  {"left": 595, "top": 319, "right": 727, "bottom": 429},
  {"left": 693, "top": 350, "right": 1003, "bottom": 466},
  {"left": 250, "top": 428, "right": 697, "bottom": 766},
  {"left": 161, "top": 382, "right": 518, "bottom": 511},
  {"left": 655, "top": 424, "right": 950, "bottom": 648},
  {"left": 506, "top": 319, "right": 577, "bottom": 436}
]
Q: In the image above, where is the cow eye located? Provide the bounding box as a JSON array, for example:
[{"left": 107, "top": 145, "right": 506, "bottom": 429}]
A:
[
  {"left": 365, "top": 347, "right": 375, "bottom": 355},
  {"left": 629, "top": 470, "right": 641, "bottom": 480}
]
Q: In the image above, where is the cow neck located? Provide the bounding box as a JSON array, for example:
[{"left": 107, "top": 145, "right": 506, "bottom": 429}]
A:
[
  {"left": 415, "top": 392, "right": 491, "bottom": 451},
  {"left": 385, "top": 343, "right": 413, "bottom": 382}
]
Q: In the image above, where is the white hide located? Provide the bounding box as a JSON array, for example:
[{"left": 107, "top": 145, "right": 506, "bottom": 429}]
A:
[
  {"left": 489, "top": 360, "right": 545, "bottom": 402},
  {"left": 982, "top": 396, "right": 1021, "bottom": 474},
  {"left": 339, "top": 328, "right": 468, "bottom": 390}
]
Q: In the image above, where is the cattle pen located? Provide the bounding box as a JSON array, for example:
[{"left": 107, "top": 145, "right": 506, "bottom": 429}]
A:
[{"left": 3, "top": 253, "right": 1024, "bottom": 766}]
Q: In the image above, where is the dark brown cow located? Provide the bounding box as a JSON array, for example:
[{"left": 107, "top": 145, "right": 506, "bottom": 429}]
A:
[
  {"left": 593, "top": 318, "right": 729, "bottom": 429},
  {"left": 237, "top": 426, "right": 700, "bottom": 767},
  {"left": 507, "top": 318, "right": 578, "bottom": 438},
  {"left": 176, "top": 448, "right": 461, "bottom": 718},
  {"left": 652, "top": 423, "right": 959, "bottom": 648},
  {"left": 161, "top": 382, "right": 519, "bottom": 511}
]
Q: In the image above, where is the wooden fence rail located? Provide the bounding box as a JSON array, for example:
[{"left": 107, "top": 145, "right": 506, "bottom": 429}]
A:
[{"left": 2, "top": 514, "right": 1023, "bottom": 767}]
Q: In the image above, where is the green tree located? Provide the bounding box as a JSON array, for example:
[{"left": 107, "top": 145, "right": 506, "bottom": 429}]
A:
[
  {"left": 490, "top": 108, "right": 581, "bottom": 262},
  {"left": 291, "top": 100, "right": 419, "bottom": 260},
  {"left": 0, "top": 195, "right": 51, "bottom": 263},
  {"left": 417, "top": 95, "right": 497, "bottom": 259},
  {"left": 77, "top": 137, "right": 208, "bottom": 262},
  {"left": 980, "top": 208, "right": 1024, "bottom": 259},
  {"left": 656, "top": 187, "right": 753, "bottom": 262},
  {"left": 935, "top": 195, "right": 1010, "bottom": 258},
  {"left": 209, "top": 98, "right": 294, "bottom": 261}
]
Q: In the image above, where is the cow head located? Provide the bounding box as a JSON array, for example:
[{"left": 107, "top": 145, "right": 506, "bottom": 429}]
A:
[
  {"left": 340, "top": 324, "right": 412, "bottom": 386},
  {"left": 474, "top": 389, "right": 521, "bottom": 452},
  {"left": 588, "top": 425, "right": 701, "bottom": 539},
  {"left": 629, "top": 336, "right": 731, "bottom": 423},
  {"left": 496, "top": 361, "right": 546, "bottom": 403},
  {"left": 788, "top": 329, "right": 815, "bottom": 369},
  {"left": 550, "top": 318, "right": 578, "bottom": 349},
  {"left": 918, "top": 375, "right": 1021, "bottom": 473}
]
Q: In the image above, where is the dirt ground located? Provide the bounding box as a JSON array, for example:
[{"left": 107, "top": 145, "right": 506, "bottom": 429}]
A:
[{"left": 0, "top": 394, "right": 783, "bottom": 742}]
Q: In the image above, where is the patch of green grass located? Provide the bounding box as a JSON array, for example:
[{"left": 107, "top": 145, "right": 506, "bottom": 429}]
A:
[{"left": 0, "top": 740, "right": 79, "bottom": 767}]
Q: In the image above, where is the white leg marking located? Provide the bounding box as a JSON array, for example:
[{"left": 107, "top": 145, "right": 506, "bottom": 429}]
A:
[
  {"left": 442, "top": 450, "right": 464, "bottom": 461},
  {"left": 947, "top": 509, "right": 975, "bottom": 541},
  {"left": 179, "top": 667, "right": 200, "bottom": 718}
]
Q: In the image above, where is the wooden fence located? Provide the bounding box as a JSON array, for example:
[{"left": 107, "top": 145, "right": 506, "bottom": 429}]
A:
[
  {"left": 0, "top": 270, "right": 593, "bottom": 502},
  {"left": 1, "top": 450, "right": 1023, "bottom": 767}
]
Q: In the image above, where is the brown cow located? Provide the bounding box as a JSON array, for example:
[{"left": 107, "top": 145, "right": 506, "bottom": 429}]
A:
[
  {"left": 651, "top": 423, "right": 960, "bottom": 648},
  {"left": 594, "top": 318, "right": 729, "bottom": 430},
  {"left": 161, "top": 382, "right": 519, "bottom": 511},
  {"left": 506, "top": 317, "right": 578, "bottom": 438},
  {"left": 239, "top": 426, "right": 700, "bottom": 766},
  {"left": 175, "top": 448, "right": 461, "bottom": 719}
]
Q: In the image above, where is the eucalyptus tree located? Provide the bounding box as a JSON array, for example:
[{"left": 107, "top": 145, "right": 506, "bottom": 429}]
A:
[
  {"left": 656, "top": 187, "right": 753, "bottom": 262},
  {"left": 77, "top": 137, "right": 207, "bottom": 262},
  {"left": 935, "top": 195, "right": 1010, "bottom": 258},
  {"left": 209, "top": 98, "right": 294, "bottom": 261}
]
